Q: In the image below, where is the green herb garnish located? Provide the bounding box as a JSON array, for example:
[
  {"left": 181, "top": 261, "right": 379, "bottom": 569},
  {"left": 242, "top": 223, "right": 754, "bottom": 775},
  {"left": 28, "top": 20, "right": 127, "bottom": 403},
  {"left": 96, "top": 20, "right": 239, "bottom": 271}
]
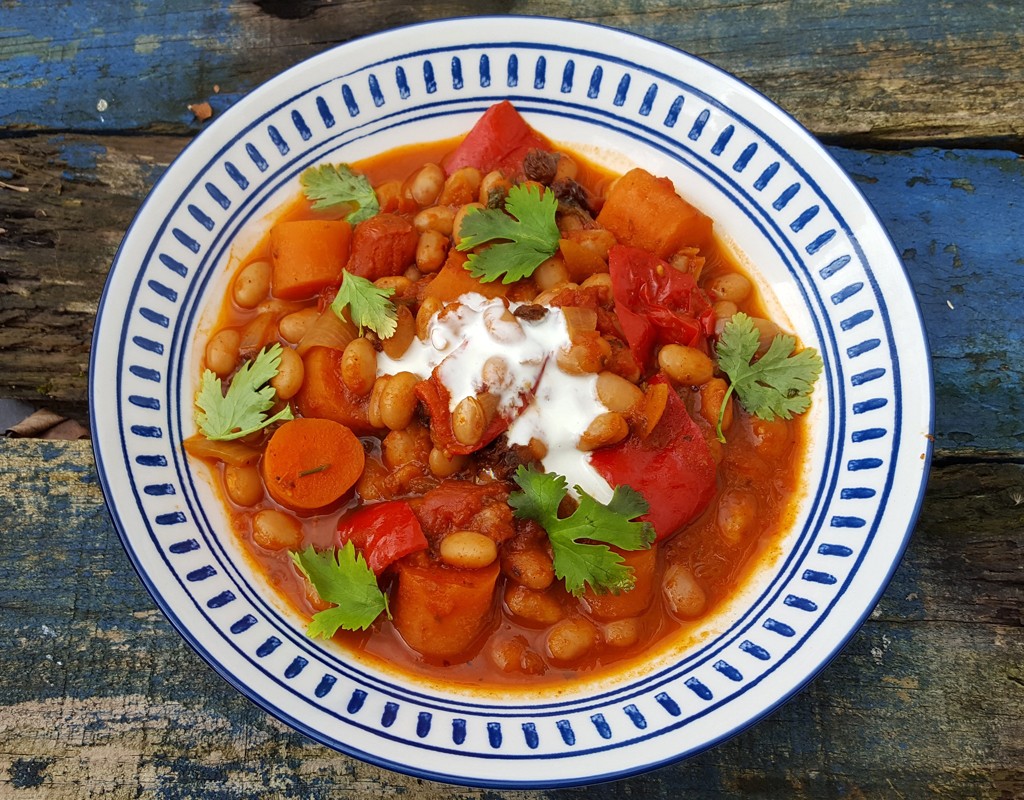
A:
[
  {"left": 298, "top": 464, "right": 331, "bottom": 478},
  {"left": 291, "top": 542, "right": 390, "bottom": 637},
  {"left": 715, "top": 312, "right": 823, "bottom": 442},
  {"left": 330, "top": 269, "right": 398, "bottom": 338},
  {"left": 509, "top": 465, "right": 655, "bottom": 596},
  {"left": 194, "top": 343, "right": 294, "bottom": 441},
  {"left": 455, "top": 183, "right": 560, "bottom": 284},
  {"left": 300, "top": 163, "right": 380, "bottom": 224}
]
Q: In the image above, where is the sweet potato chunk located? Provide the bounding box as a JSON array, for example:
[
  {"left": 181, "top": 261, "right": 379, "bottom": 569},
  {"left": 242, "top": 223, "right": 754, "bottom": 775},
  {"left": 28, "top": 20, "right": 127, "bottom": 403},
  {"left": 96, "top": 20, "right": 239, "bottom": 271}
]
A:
[
  {"left": 392, "top": 559, "right": 500, "bottom": 660},
  {"left": 596, "top": 168, "right": 712, "bottom": 258}
]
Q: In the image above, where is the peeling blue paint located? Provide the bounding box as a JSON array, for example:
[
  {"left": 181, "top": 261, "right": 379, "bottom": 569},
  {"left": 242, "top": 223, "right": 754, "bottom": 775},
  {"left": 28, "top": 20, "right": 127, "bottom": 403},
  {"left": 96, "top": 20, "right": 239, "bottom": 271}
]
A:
[{"left": 49, "top": 138, "right": 108, "bottom": 183}]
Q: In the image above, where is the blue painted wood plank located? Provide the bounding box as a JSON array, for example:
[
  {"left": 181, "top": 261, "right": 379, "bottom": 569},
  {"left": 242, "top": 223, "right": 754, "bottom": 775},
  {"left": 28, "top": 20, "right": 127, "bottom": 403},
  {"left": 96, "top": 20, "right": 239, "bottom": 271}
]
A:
[
  {"left": 0, "top": 1, "right": 239, "bottom": 130},
  {"left": 0, "top": 1, "right": 1021, "bottom": 143},
  {"left": 829, "top": 147, "right": 1024, "bottom": 455}
]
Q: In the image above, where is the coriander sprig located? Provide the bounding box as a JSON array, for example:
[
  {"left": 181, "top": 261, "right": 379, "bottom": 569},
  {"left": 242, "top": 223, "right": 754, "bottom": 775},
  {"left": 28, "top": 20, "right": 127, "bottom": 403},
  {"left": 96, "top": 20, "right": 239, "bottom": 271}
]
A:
[
  {"left": 509, "top": 465, "right": 655, "bottom": 596},
  {"left": 291, "top": 541, "right": 391, "bottom": 637},
  {"left": 456, "top": 183, "right": 560, "bottom": 284},
  {"left": 330, "top": 270, "right": 398, "bottom": 338},
  {"left": 299, "top": 163, "right": 380, "bottom": 224},
  {"left": 715, "top": 312, "right": 823, "bottom": 442},
  {"left": 194, "top": 343, "right": 294, "bottom": 441}
]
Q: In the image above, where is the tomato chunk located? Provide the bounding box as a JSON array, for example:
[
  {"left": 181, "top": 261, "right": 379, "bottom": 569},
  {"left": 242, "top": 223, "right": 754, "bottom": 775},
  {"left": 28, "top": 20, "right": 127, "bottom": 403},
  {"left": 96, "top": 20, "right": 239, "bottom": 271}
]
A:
[
  {"left": 608, "top": 245, "right": 715, "bottom": 370},
  {"left": 346, "top": 213, "right": 418, "bottom": 281},
  {"left": 409, "top": 480, "right": 514, "bottom": 543}
]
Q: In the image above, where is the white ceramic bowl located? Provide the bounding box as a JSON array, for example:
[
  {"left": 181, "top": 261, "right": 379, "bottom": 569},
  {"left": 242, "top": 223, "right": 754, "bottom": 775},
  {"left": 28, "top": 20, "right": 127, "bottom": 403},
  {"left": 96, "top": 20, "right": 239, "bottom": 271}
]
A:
[{"left": 91, "top": 16, "right": 933, "bottom": 787}]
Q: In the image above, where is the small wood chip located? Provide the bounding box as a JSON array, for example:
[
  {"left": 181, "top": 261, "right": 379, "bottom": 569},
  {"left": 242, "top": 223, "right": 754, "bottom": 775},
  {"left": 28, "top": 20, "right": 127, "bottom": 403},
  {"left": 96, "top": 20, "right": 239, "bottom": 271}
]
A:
[{"left": 188, "top": 101, "right": 214, "bottom": 122}]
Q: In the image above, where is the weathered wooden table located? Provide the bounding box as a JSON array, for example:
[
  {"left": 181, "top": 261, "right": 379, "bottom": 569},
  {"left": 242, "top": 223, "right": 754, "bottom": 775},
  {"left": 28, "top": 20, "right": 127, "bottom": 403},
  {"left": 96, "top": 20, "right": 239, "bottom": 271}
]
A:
[{"left": 2, "top": 3, "right": 1021, "bottom": 798}]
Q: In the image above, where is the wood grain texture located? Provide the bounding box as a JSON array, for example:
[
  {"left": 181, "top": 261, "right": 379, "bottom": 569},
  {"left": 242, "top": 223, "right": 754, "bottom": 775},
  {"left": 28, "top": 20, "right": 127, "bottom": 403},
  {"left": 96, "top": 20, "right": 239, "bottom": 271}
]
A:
[
  {"left": 0, "top": 1, "right": 1021, "bottom": 145},
  {"left": 2, "top": 139, "right": 1020, "bottom": 455},
  {"left": 0, "top": 136, "right": 182, "bottom": 415},
  {"left": 0, "top": 439, "right": 1020, "bottom": 798}
]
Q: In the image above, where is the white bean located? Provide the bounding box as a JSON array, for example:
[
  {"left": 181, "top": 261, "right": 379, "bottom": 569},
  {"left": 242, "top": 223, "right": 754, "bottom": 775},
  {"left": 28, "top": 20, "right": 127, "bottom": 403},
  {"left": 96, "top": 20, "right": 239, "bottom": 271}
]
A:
[
  {"left": 658, "top": 344, "right": 714, "bottom": 386},
  {"left": 504, "top": 584, "right": 564, "bottom": 625},
  {"left": 379, "top": 371, "right": 419, "bottom": 431},
  {"left": 546, "top": 618, "right": 597, "bottom": 663},
  {"left": 341, "top": 337, "right": 377, "bottom": 396},
  {"left": 663, "top": 563, "right": 707, "bottom": 618},
  {"left": 233, "top": 260, "right": 271, "bottom": 309},
  {"left": 405, "top": 163, "right": 445, "bottom": 206},
  {"left": 452, "top": 395, "right": 485, "bottom": 446},
  {"left": 278, "top": 307, "right": 320, "bottom": 344},
  {"left": 224, "top": 464, "right": 263, "bottom": 507},
  {"left": 205, "top": 329, "right": 240, "bottom": 377},
  {"left": 252, "top": 509, "right": 302, "bottom": 551},
  {"left": 440, "top": 530, "right": 498, "bottom": 569},
  {"left": 269, "top": 346, "right": 304, "bottom": 400},
  {"left": 416, "top": 229, "right": 449, "bottom": 273},
  {"left": 577, "top": 412, "right": 629, "bottom": 451}
]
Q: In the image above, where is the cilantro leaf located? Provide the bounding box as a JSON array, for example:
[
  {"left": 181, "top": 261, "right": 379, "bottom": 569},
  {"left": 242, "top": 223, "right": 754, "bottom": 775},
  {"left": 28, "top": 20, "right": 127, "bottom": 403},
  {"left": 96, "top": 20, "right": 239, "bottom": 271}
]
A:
[
  {"left": 509, "top": 465, "right": 655, "bottom": 596},
  {"left": 715, "top": 312, "right": 823, "bottom": 442},
  {"left": 300, "top": 163, "right": 380, "bottom": 224},
  {"left": 330, "top": 269, "right": 398, "bottom": 338},
  {"left": 291, "top": 542, "right": 390, "bottom": 637},
  {"left": 455, "top": 183, "right": 560, "bottom": 284},
  {"left": 194, "top": 343, "right": 294, "bottom": 440}
]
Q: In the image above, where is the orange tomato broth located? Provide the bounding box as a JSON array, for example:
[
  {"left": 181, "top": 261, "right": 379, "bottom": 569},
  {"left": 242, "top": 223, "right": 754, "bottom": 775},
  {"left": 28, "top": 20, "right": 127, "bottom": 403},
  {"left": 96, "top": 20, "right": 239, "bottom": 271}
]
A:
[{"left": 196, "top": 124, "right": 808, "bottom": 689}]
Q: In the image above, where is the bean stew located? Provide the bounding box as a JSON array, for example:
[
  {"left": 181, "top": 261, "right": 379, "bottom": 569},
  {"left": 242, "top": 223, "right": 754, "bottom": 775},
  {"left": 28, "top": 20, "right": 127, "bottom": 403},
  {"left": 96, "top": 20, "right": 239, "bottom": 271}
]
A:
[{"left": 185, "top": 101, "right": 820, "bottom": 687}]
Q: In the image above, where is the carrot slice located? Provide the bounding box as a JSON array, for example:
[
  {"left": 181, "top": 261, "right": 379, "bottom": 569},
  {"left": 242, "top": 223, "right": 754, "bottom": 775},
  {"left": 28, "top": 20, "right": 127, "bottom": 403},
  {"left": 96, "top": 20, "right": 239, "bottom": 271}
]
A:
[
  {"left": 270, "top": 219, "right": 352, "bottom": 300},
  {"left": 261, "top": 418, "right": 365, "bottom": 511},
  {"left": 596, "top": 168, "right": 712, "bottom": 258}
]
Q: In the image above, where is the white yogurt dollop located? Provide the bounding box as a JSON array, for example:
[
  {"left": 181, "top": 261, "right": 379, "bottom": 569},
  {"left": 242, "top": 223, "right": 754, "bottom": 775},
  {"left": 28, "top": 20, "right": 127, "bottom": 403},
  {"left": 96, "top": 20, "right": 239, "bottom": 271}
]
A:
[{"left": 377, "top": 293, "right": 614, "bottom": 501}]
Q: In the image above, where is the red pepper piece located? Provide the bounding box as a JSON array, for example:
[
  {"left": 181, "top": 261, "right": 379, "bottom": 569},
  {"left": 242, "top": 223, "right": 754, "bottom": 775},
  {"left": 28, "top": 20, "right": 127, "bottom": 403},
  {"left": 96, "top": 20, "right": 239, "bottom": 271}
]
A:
[
  {"left": 336, "top": 500, "right": 428, "bottom": 575},
  {"left": 590, "top": 376, "right": 716, "bottom": 541},
  {"left": 608, "top": 245, "right": 716, "bottom": 370},
  {"left": 443, "top": 100, "right": 549, "bottom": 177}
]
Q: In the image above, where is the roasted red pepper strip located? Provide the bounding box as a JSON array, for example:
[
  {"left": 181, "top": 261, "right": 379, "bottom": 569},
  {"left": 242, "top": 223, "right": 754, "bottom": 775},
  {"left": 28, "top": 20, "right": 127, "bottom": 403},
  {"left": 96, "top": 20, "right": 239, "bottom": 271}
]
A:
[
  {"left": 336, "top": 500, "right": 428, "bottom": 575},
  {"left": 415, "top": 371, "right": 512, "bottom": 456},
  {"left": 608, "top": 245, "right": 716, "bottom": 370},
  {"left": 590, "top": 375, "right": 716, "bottom": 541},
  {"left": 442, "top": 100, "right": 549, "bottom": 177}
]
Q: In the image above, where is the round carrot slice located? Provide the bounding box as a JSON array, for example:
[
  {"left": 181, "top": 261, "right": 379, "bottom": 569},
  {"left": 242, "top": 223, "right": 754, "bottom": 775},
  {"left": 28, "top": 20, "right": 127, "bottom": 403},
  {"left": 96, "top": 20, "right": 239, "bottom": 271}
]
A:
[{"left": 261, "top": 418, "right": 365, "bottom": 511}]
